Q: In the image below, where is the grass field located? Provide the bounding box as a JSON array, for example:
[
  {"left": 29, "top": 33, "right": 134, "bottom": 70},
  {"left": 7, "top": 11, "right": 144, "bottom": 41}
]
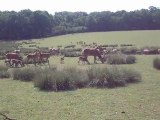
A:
[
  {"left": 1, "top": 30, "right": 160, "bottom": 120},
  {"left": 21, "top": 30, "right": 160, "bottom": 48}
]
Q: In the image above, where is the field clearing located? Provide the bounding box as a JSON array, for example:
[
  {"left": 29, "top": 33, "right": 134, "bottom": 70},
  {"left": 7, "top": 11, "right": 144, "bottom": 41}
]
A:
[
  {"left": 21, "top": 30, "right": 160, "bottom": 48},
  {"left": 0, "top": 55, "right": 160, "bottom": 120},
  {"left": 1, "top": 30, "right": 160, "bottom": 119}
]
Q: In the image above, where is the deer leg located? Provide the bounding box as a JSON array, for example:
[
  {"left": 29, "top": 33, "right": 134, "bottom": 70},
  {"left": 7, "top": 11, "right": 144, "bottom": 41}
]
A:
[
  {"left": 94, "top": 56, "right": 97, "bottom": 64},
  {"left": 86, "top": 57, "right": 90, "bottom": 64}
]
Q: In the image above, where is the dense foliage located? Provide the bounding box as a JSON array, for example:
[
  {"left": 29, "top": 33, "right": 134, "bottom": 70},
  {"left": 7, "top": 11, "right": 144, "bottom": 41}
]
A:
[
  {"left": 0, "top": 6, "right": 160, "bottom": 40},
  {"left": 153, "top": 57, "right": 160, "bottom": 70}
]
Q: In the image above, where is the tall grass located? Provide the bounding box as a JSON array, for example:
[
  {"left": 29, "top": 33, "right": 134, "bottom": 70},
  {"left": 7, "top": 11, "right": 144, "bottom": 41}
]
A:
[
  {"left": 34, "top": 66, "right": 141, "bottom": 91},
  {"left": 107, "top": 54, "right": 136, "bottom": 64},
  {"left": 12, "top": 68, "right": 35, "bottom": 81},
  {"left": 0, "top": 65, "right": 10, "bottom": 78}
]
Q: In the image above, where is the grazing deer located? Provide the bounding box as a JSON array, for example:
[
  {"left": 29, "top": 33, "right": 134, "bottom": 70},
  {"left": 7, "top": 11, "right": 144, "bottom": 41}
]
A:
[{"left": 78, "top": 55, "right": 89, "bottom": 64}]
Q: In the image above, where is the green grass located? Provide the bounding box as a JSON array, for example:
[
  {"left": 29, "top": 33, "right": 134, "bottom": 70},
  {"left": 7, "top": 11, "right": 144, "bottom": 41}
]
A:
[
  {"left": 0, "top": 55, "right": 160, "bottom": 120},
  {"left": 0, "top": 30, "right": 160, "bottom": 119},
  {"left": 21, "top": 30, "right": 160, "bottom": 48}
]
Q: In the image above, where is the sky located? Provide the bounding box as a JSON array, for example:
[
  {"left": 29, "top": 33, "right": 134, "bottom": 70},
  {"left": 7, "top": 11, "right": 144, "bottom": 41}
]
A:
[{"left": 0, "top": 0, "right": 160, "bottom": 14}]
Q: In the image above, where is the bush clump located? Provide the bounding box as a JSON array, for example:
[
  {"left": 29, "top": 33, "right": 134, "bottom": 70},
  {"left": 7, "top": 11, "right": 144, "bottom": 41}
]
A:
[
  {"left": 34, "top": 67, "right": 89, "bottom": 91},
  {"left": 33, "top": 66, "right": 141, "bottom": 91},
  {"left": 153, "top": 57, "right": 160, "bottom": 70},
  {"left": 87, "top": 67, "right": 126, "bottom": 88},
  {"left": 0, "top": 65, "right": 10, "bottom": 78},
  {"left": 64, "top": 67, "right": 89, "bottom": 88},
  {"left": 107, "top": 54, "right": 126, "bottom": 64},
  {"left": 107, "top": 54, "right": 136, "bottom": 64},
  {"left": 122, "top": 69, "right": 142, "bottom": 83},
  {"left": 126, "top": 55, "right": 136, "bottom": 64},
  {"left": 87, "top": 66, "right": 141, "bottom": 88},
  {"left": 13, "top": 68, "right": 35, "bottom": 81}
]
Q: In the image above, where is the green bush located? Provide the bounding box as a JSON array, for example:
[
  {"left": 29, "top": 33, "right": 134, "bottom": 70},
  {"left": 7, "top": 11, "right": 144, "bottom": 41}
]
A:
[
  {"left": 126, "top": 55, "right": 136, "bottom": 64},
  {"left": 153, "top": 57, "right": 160, "bottom": 70},
  {"left": 34, "top": 67, "right": 89, "bottom": 91},
  {"left": 107, "top": 54, "right": 126, "bottom": 64},
  {"left": 122, "top": 69, "right": 142, "bottom": 83},
  {"left": 64, "top": 67, "right": 89, "bottom": 88},
  {"left": 107, "top": 54, "right": 136, "bottom": 64},
  {"left": 13, "top": 68, "right": 35, "bottom": 81},
  {"left": 0, "top": 65, "right": 8, "bottom": 71},
  {"left": 88, "top": 67, "right": 126, "bottom": 88},
  {"left": 87, "top": 66, "right": 141, "bottom": 88},
  {"left": 34, "top": 69, "right": 72, "bottom": 91},
  {"left": 34, "top": 66, "right": 141, "bottom": 91},
  {"left": 105, "top": 67, "right": 126, "bottom": 88},
  {"left": 0, "top": 65, "right": 10, "bottom": 78},
  {"left": 34, "top": 70, "right": 56, "bottom": 91},
  {"left": 64, "top": 52, "right": 81, "bottom": 57}
]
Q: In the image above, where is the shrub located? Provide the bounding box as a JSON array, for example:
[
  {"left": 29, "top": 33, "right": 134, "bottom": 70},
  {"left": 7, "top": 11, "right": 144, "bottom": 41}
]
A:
[
  {"left": 87, "top": 66, "right": 141, "bottom": 88},
  {"left": 0, "top": 71, "right": 10, "bottom": 78},
  {"left": 0, "top": 65, "right": 10, "bottom": 78},
  {"left": 107, "top": 54, "right": 126, "bottom": 64},
  {"left": 34, "top": 69, "right": 72, "bottom": 91},
  {"left": 122, "top": 69, "right": 142, "bottom": 83},
  {"left": 107, "top": 54, "right": 136, "bottom": 64},
  {"left": 153, "top": 57, "right": 160, "bottom": 70},
  {"left": 34, "top": 67, "right": 89, "bottom": 91},
  {"left": 120, "top": 47, "right": 138, "bottom": 54},
  {"left": 87, "top": 67, "right": 105, "bottom": 80},
  {"left": 64, "top": 52, "right": 81, "bottom": 57},
  {"left": 88, "top": 66, "right": 126, "bottom": 88},
  {"left": 34, "top": 70, "right": 57, "bottom": 91},
  {"left": 126, "top": 55, "right": 136, "bottom": 64},
  {"left": 105, "top": 67, "right": 127, "bottom": 88},
  {"left": 13, "top": 68, "right": 35, "bottom": 81},
  {"left": 34, "top": 66, "right": 141, "bottom": 91},
  {"left": 0, "top": 65, "right": 10, "bottom": 79},
  {"left": 0, "top": 65, "right": 8, "bottom": 71},
  {"left": 64, "top": 67, "right": 89, "bottom": 88}
]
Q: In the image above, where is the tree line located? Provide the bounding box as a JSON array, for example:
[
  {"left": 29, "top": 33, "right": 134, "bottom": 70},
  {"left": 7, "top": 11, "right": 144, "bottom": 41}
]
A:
[{"left": 0, "top": 6, "right": 160, "bottom": 40}]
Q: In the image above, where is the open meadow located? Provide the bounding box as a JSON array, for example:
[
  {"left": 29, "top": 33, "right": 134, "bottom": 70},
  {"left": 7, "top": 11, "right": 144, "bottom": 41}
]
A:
[{"left": 0, "top": 30, "right": 160, "bottom": 120}]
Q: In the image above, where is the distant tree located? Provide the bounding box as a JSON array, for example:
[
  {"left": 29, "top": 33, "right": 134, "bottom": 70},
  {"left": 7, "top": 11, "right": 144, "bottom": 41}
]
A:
[{"left": 0, "top": 6, "right": 160, "bottom": 40}]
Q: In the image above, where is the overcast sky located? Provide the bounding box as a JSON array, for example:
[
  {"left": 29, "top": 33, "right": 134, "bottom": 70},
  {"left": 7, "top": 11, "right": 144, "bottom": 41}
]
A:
[{"left": 0, "top": 0, "right": 160, "bottom": 14}]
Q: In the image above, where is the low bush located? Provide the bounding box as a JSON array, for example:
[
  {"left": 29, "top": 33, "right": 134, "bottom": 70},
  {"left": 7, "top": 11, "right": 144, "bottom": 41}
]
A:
[
  {"left": 0, "top": 65, "right": 8, "bottom": 71},
  {"left": 107, "top": 54, "right": 126, "bottom": 64},
  {"left": 120, "top": 47, "right": 139, "bottom": 54},
  {"left": 0, "top": 65, "right": 10, "bottom": 78},
  {"left": 87, "top": 66, "right": 141, "bottom": 88},
  {"left": 34, "top": 70, "right": 57, "bottom": 91},
  {"left": 153, "top": 57, "right": 160, "bottom": 70},
  {"left": 34, "top": 67, "right": 89, "bottom": 91},
  {"left": 126, "top": 55, "right": 136, "bottom": 64},
  {"left": 0, "top": 71, "right": 10, "bottom": 78},
  {"left": 122, "top": 69, "right": 142, "bottom": 83},
  {"left": 64, "top": 67, "right": 89, "bottom": 88},
  {"left": 33, "top": 66, "right": 141, "bottom": 91},
  {"left": 64, "top": 52, "right": 81, "bottom": 57},
  {"left": 13, "top": 68, "right": 35, "bottom": 81},
  {"left": 106, "top": 54, "right": 136, "bottom": 64},
  {"left": 88, "top": 67, "right": 126, "bottom": 88}
]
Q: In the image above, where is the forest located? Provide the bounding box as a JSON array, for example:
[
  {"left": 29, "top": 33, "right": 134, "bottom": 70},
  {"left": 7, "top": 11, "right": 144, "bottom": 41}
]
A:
[{"left": 0, "top": 6, "right": 160, "bottom": 40}]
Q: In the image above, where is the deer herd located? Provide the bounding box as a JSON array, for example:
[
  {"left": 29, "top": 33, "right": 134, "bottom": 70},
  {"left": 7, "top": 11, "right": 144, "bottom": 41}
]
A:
[{"left": 4, "top": 44, "right": 160, "bottom": 68}]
